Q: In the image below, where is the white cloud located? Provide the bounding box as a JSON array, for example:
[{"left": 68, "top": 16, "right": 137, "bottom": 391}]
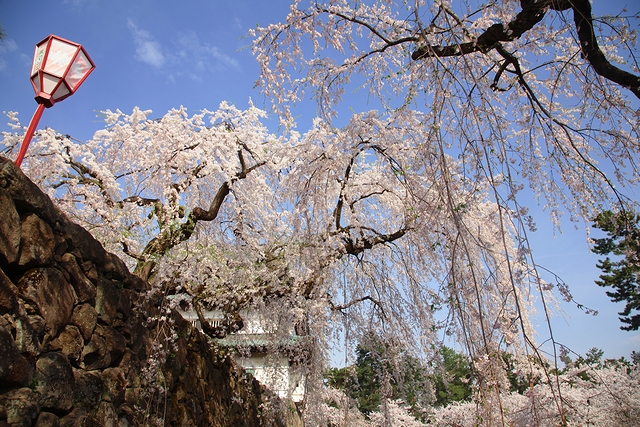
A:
[
  {"left": 127, "top": 19, "right": 166, "bottom": 68},
  {"left": 0, "top": 38, "right": 18, "bottom": 54},
  {"left": 124, "top": 21, "right": 239, "bottom": 80},
  {"left": 63, "top": 0, "right": 89, "bottom": 5},
  {"left": 0, "top": 38, "right": 18, "bottom": 72},
  {"left": 175, "top": 31, "right": 239, "bottom": 78}
]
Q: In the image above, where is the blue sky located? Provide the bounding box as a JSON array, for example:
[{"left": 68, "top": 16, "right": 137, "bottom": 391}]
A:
[
  {"left": 0, "top": 0, "right": 638, "bottom": 361},
  {"left": 0, "top": 0, "right": 293, "bottom": 140}
]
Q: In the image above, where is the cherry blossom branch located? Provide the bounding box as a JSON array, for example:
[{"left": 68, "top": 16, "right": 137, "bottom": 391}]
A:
[
  {"left": 330, "top": 142, "right": 410, "bottom": 256},
  {"left": 121, "top": 240, "right": 145, "bottom": 261},
  {"left": 572, "top": 0, "right": 640, "bottom": 98},
  {"left": 328, "top": 294, "right": 387, "bottom": 319},
  {"left": 62, "top": 149, "right": 118, "bottom": 207},
  {"left": 321, "top": 7, "right": 418, "bottom": 49},
  {"left": 193, "top": 299, "right": 244, "bottom": 339},
  {"left": 341, "top": 228, "right": 407, "bottom": 256},
  {"left": 411, "top": 0, "right": 640, "bottom": 98},
  {"left": 134, "top": 147, "right": 267, "bottom": 282},
  {"left": 333, "top": 154, "right": 354, "bottom": 231}
]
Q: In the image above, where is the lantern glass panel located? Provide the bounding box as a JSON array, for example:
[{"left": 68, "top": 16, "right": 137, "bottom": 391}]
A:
[
  {"left": 52, "top": 82, "right": 71, "bottom": 101},
  {"left": 31, "top": 74, "right": 41, "bottom": 92},
  {"left": 66, "top": 50, "right": 92, "bottom": 90},
  {"left": 43, "top": 39, "right": 77, "bottom": 76},
  {"left": 42, "top": 74, "right": 61, "bottom": 94},
  {"left": 31, "top": 44, "right": 47, "bottom": 76}
]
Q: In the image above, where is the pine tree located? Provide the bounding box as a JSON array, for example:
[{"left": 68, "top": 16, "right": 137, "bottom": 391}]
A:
[{"left": 592, "top": 210, "right": 640, "bottom": 331}]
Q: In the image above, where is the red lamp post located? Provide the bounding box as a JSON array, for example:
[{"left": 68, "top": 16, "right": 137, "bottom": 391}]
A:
[{"left": 15, "top": 35, "right": 95, "bottom": 167}]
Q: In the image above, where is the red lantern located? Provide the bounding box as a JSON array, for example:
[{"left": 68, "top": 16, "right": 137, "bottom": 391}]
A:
[{"left": 15, "top": 35, "right": 95, "bottom": 167}]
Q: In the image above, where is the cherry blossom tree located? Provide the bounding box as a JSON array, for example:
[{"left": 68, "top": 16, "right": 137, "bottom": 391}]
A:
[
  {"left": 3, "top": 102, "right": 545, "bottom": 423},
  {"left": 1, "top": 0, "right": 639, "bottom": 424},
  {"left": 249, "top": 0, "right": 639, "bottom": 423}
]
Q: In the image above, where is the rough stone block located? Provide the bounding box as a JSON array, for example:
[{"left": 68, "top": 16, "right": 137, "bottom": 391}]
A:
[
  {"left": 35, "top": 352, "right": 74, "bottom": 413},
  {"left": 71, "top": 303, "right": 98, "bottom": 342},
  {"left": 15, "top": 315, "right": 42, "bottom": 356},
  {"left": 34, "top": 412, "right": 60, "bottom": 427},
  {"left": 50, "top": 325, "right": 83, "bottom": 366},
  {"left": 0, "top": 269, "right": 18, "bottom": 315},
  {"left": 60, "top": 253, "right": 96, "bottom": 304},
  {"left": 82, "top": 333, "right": 108, "bottom": 370},
  {"left": 72, "top": 369, "right": 103, "bottom": 409},
  {"left": 102, "top": 252, "right": 131, "bottom": 283},
  {"left": 58, "top": 407, "right": 99, "bottom": 427},
  {"left": 18, "top": 213, "right": 55, "bottom": 267},
  {"left": 0, "top": 388, "right": 39, "bottom": 427},
  {"left": 26, "top": 314, "right": 45, "bottom": 342},
  {"left": 95, "top": 277, "right": 119, "bottom": 324},
  {"left": 58, "top": 220, "right": 107, "bottom": 271},
  {"left": 0, "top": 325, "right": 32, "bottom": 387},
  {"left": 117, "top": 288, "right": 132, "bottom": 321},
  {"left": 0, "top": 158, "right": 57, "bottom": 224},
  {"left": 101, "top": 367, "right": 126, "bottom": 407},
  {"left": 17, "top": 268, "right": 76, "bottom": 339},
  {"left": 0, "top": 188, "right": 20, "bottom": 266},
  {"left": 95, "top": 324, "right": 127, "bottom": 367},
  {"left": 94, "top": 402, "right": 118, "bottom": 427}
]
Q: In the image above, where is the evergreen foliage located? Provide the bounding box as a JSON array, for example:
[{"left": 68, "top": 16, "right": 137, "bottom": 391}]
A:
[
  {"left": 326, "top": 342, "right": 475, "bottom": 421},
  {"left": 326, "top": 340, "right": 431, "bottom": 418},
  {"left": 432, "top": 347, "right": 473, "bottom": 407},
  {"left": 592, "top": 210, "right": 640, "bottom": 331}
]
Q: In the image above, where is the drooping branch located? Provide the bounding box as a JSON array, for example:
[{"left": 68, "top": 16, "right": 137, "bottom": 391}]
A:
[
  {"left": 411, "top": 0, "right": 640, "bottom": 98},
  {"left": 333, "top": 154, "right": 355, "bottom": 232},
  {"left": 321, "top": 7, "right": 418, "bottom": 53},
  {"left": 190, "top": 181, "right": 231, "bottom": 222},
  {"left": 487, "top": 43, "right": 628, "bottom": 204},
  {"left": 62, "top": 148, "right": 119, "bottom": 207},
  {"left": 121, "top": 240, "right": 146, "bottom": 261}
]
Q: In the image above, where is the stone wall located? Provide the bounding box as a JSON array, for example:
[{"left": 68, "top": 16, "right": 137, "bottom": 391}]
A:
[{"left": 0, "top": 157, "right": 300, "bottom": 427}]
